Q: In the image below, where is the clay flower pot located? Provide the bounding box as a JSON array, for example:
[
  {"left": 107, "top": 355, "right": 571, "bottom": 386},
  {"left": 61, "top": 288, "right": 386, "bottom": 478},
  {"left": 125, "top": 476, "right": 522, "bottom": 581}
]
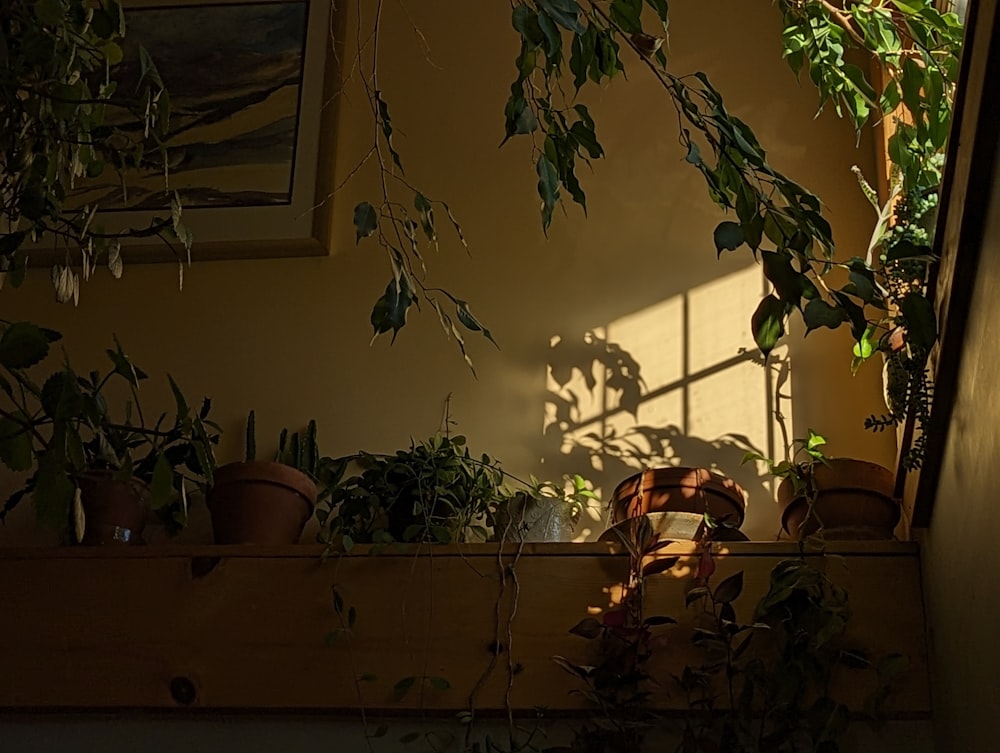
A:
[
  {"left": 609, "top": 467, "right": 747, "bottom": 535},
  {"left": 208, "top": 461, "right": 317, "bottom": 545},
  {"left": 76, "top": 472, "right": 149, "bottom": 545},
  {"left": 778, "top": 458, "right": 900, "bottom": 540}
]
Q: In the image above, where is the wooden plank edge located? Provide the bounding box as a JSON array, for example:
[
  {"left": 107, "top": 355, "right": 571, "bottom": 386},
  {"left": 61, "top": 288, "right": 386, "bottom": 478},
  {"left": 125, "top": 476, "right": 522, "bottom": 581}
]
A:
[{"left": 0, "top": 541, "right": 920, "bottom": 559}]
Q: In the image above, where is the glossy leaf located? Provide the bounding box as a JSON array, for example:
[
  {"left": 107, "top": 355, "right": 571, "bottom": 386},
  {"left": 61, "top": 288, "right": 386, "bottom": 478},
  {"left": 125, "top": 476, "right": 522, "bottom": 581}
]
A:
[
  {"left": 536, "top": 153, "right": 560, "bottom": 233},
  {"left": 370, "top": 277, "right": 414, "bottom": 342},
  {"left": 538, "top": 0, "right": 585, "bottom": 33},
  {"left": 751, "top": 294, "right": 787, "bottom": 356},
  {"left": 900, "top": 292, "right": 937, "bottom": 351},
  {"left": 353, "top": 202, "right": 378, "bottom": 243},
  {"left": 803, "top": 299, "right": 847, "bottom": 333},
  {"left": 713, "top": 221, "right": 744, "bottom": 255},
  {"left": 714, "top": 571, "right": 744, "bottom": 603}
]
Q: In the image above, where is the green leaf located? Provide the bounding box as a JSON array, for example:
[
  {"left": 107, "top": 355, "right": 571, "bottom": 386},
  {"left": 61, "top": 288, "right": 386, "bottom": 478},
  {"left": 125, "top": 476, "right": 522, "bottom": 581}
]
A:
[
  {"left": 890, "top": 0, "right": 927, "bottom": 12},
  {"left": 0, "top": 322, "right": 52, "bottom": 369},
  {"left": 610, "top": 0, "right": 643, "bottom": 34},
  {"left": 170, "top": 196, "right": 193, "bottom": 253},
  {"left": 536, "top": 153, "right": 560, "bottom": 233},
  {"left": 538, "top": 0, "right": 585, "bottom": 33},
  {"left": 150, "top": 452, "right": 174, "bottom": 510},
  {"left": 845, "top": 260, "right": 877, "bottom": 304},
  {"left": 886, "top": 239, "right": 933, "bottom": 262},
  {"left": 806, "top": 429, "right": 827, "bottom": 451},
  {"left": 685, "top": 586, "right": 710, "bottom": 607},
  {"left": 502, "top": 94, "right": 538, "bottom": 143},
  {"left": 428, "top": 675, "right": 451, "bottom": 691},
  {"left": 374, "top": 90, "right": 404, "bottom": 172},
  {"left": 536, "top": 10, "right": 562, "bottom": 66},
  {"left": 392, "top": 676, "right": 417, "bottom": 701},
  {"left": 803, "top": 299, "right": 847, "bottom": 333},
  {"left": 0, "top": 418, "right": 32, "bottom": 472},
  {"left": 832, "top": 291, "right": 870, "bottom": 342},
  {"left": 455, "top": 300, "right": 497, "bottom": 347},
  {"left": 685, "top": 140, "right": 702, "bottom": 165},
  {"left": 852, "top": 325, "right": 876, "bottom": 364},
  {"left": 105, "top": 336, "right": 145, "bottom": 387},
  {"left": 899, "top": 293, "right": 937, "bottom": 351},
  {"left": 569, "top": 25, "right": 596, "bottom": 91},
  {"left": 40, "top": 371, "right": 83, "bottom": 421},
  {"left": 569, "top": 119, "right": 603, "bottom": 159},
  {"left": 414, "top": 193, "right": 436, "bottom": 242},
  {"left": 594, "top": 30, "right": 621, "bottom": 77},
  {"left": 34, "top": 453, "right": 75, "bottom": 530},
  {"left": 644, "top": 0, "right": 669, "bottom": 23},
  {"left": 714, "top": 571, "right": 744, "bottom": 604},
  {"left": 569, "top": 617, "right": 603, "bottom": 638},
  {"left": 370, "top": 277, "right": 415, "bottom": 343},
  {"left": 102, "top": 41, "right": 123, "bottom": 66},
  {"left": 751, "top": 295, "right": 787, "bottom": 357},
  {"left": 167, "top": 374, "right": 189, "bottom": 420},
  {"left": 713, "top": 221, "right": 743, "bottom": 255},
  {"left": 512, "top": 5, "right": 545, "bottom": 48},
  {"left": 761, "top": 251, "right": 804, "bottom": 305},
  {"left": 353, "top": 202, "right": 378, "bottom": 243}
]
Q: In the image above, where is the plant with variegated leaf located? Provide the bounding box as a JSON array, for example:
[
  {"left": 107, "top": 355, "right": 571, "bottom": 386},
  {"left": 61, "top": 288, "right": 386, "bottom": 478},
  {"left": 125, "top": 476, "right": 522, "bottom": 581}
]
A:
[{"left": 0, "top": 0, "right": 190, "bottom": 302}]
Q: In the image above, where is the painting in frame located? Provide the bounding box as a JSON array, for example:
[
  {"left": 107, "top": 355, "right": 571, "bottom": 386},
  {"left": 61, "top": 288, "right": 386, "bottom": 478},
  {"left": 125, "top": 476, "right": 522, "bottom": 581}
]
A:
[{"left": 66, "top": 0, "right": 338, "bottom": 262}]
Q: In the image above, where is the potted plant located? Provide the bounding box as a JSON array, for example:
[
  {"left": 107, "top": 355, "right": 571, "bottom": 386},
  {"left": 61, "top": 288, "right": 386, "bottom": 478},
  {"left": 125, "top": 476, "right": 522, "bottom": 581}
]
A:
[
  {"left": 318, "top": 432, "right": 599, "bottom": 549},
  {"left": 1, "top": 0, "right": 190, "bottom": 298},
  {"left": 605, "top": 466, "right": 747, "bottom": 543},
  {"left": 744, "top": 430, "right": 900, "bottom": 541},
  {"left": 207, "top": 411, "right": 333, "bottom": 545},
  {"left": 0, "top": 321, "right": 219, "bottom": 544},
  {"left": 318, "top": 434, "right": 505, "bottom": 549},
  {"left": 489, "top": 473, "right": 596, "bottom": 543}
]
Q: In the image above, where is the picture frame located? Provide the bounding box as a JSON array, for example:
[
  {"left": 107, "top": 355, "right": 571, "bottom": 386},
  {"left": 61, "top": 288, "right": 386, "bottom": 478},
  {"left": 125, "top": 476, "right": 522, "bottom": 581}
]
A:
[{"left": 44, "top": 0, "right": 342, "bottom": 264}]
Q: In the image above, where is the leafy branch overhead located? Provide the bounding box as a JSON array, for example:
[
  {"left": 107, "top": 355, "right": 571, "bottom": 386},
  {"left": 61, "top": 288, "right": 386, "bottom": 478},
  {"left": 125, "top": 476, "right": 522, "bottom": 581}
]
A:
[
  {"left": 349, "top": 0, "right": 840, "bottom": 365},
  {"left": 346, "top": 0, "right": 958, "bottom": 470},
  {"left": 0, "top": 0, "right": 194, "bottom": 300}
]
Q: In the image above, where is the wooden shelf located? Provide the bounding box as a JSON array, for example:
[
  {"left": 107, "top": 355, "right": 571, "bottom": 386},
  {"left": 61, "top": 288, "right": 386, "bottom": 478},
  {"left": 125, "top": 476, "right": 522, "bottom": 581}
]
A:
[{"left": 0, "top": 542, "right": 929, "bottom": 715}]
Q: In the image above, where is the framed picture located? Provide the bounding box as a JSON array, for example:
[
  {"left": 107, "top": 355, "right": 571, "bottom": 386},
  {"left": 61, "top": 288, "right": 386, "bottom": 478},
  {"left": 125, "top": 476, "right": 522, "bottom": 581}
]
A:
[{"left": 62, "top": 0, "right": 340, "bottom": 262}]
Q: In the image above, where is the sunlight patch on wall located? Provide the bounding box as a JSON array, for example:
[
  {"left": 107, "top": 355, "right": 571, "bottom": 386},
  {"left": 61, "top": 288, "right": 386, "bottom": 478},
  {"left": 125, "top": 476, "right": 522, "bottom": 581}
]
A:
[
  {"left": 544, "top": 264, "right": 789, "bottom": 540},
  {"left": 687, "top": 264, "right": 759, "bottom": 373}
]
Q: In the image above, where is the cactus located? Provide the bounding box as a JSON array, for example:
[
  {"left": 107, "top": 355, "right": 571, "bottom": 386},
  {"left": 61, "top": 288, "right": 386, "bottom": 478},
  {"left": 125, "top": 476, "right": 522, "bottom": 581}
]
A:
[{"left": 245, "top": 412, "right": 320, "bottom": 477}]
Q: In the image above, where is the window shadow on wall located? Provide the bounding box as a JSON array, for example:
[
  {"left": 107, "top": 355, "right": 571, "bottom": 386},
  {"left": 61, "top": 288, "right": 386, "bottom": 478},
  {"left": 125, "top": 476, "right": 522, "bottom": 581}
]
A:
[{"left": 539, "top": 267, "right": 793, "bottom": 541}]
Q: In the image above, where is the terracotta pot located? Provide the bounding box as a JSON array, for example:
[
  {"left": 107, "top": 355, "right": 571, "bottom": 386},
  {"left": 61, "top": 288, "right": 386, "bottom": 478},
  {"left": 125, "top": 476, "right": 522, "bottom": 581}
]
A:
[
  {"left": 208, "top": 461, "right": 317, "bottom": 545},
  {"left": 778, "top": 458, "right": 900, "bottom": 540},
  {"left": 76, "top": 472, "right": 149, "bottom": 546},
  {"left": 610, "top": 467, "right": 747, "bottom": 529}
]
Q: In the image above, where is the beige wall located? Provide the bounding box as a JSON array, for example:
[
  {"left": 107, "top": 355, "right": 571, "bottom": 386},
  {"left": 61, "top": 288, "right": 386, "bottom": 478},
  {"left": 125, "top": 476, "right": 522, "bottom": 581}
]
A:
[{"left": 0, "top": 0, "right": 894, "bottom": 544}]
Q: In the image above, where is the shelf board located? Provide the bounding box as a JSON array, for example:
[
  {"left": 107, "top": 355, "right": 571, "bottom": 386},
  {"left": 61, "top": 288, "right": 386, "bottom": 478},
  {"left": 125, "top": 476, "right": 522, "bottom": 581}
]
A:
[{"left": 0, "top": 542, "right": 929, "bottom": 715}]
